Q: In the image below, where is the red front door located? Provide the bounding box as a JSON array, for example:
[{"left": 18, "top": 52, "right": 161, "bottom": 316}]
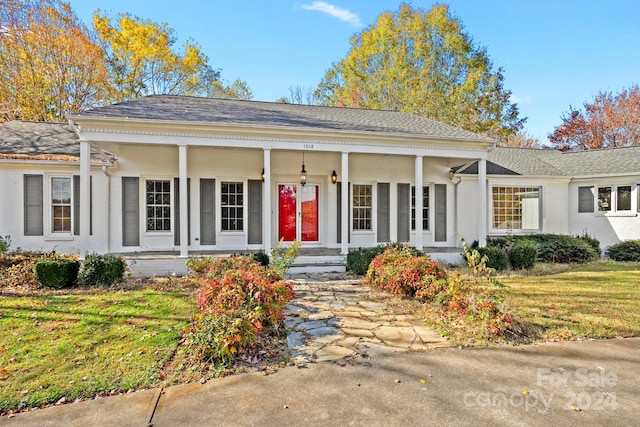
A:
[{"left": 278, "top": 184, "right": 319, "bottom": 242}]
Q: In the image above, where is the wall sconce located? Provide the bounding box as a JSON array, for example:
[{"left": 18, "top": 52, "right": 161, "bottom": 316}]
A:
[
  {"left": 331, "top": 170, "right": 338, "bottom": 184},
  {"left": 261, "top": 168, "right": 265, "bottom": 182},
  {"left": 300, "top": 152, "right": 307, "bottom": 186}
]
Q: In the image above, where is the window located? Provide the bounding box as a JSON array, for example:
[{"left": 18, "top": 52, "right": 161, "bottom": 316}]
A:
[
  {"left": 598, "top": 187, "right": 612, "bottom": 211},
  {"left": 617, "top": 185, "right": 632, "bottom": 211},
  {"left": 352, "top": 184, "right": 372, "bottom": 230},
  {"left": 146, "top": 180, "right": 171, "bottom": 231},
  {"left": 492, "top": 186, "right": 540, "bottom": 230},
  {"left": 51, "top": 177, "right": 71, "bottom": 232},
  {"left": 221, "top": 181, "right": 243, "bottom": 231},
  {"left": 411, "top": 186, "right": 429, "bottom": 230}
]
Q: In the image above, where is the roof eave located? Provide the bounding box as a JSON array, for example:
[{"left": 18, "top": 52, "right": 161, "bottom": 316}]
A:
[{"left": 70, "top": 116, "right": 496, "bottom": 148}]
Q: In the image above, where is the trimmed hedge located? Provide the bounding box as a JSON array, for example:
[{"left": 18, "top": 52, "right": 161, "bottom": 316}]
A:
[
  {"left": 477, "top": 246, "right": 509, "bottom": 271},
  {"left": 508, "top": 241, "right": 537, "bottom": 270},
  {"left": 78, "top": 254, "right": 127, "bottom": 286},
  {"left": 606, "top": 240, "right": 640, "bottom": 262},
  {"left": 33, "top": 259, "right": 79, "bottom": 288},
  {"left": 516, "top": 234, "right": 598, "bottom": 263},
  {"left": 346, "top": 246, "right": 386, "bottom": 275}
]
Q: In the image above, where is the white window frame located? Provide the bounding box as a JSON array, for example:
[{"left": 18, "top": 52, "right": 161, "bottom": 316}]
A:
[
  {"left": 490, "top": 185, "right": 541, "bottom": 232},
  {"left": 351, "top": 183, "right": 374, "bottom": 233},
  {"left": 219, "top": 179, "right": 245, "bottom": 233},
  {"left": 144, "top": 178, "right": 172, "bottom": 233},
  {"left": 595, "top": 184, "right": 638, "bottom": 216},
  {"left": 411, "top": 184, "right": 431, "bottom": 231},
  {"left": 48, "top": 175, "right": 73, "bottom": 236}
]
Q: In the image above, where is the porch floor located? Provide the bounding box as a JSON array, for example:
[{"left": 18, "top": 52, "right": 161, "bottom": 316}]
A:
[{"left": 123, "top": 247, "right": 463, "bottom": 277}]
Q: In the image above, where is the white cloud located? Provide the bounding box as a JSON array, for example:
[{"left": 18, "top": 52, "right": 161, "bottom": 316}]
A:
[
  {"left": 300, "top": 2, "right": 363, "bottom": 28},
  {"left": 510, "top": 95, "right": 533, "bottom": 105}
]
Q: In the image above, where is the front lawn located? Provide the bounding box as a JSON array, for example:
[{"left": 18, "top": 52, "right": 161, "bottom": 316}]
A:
[
  {"left": 0, "top": 279, "right": 195, "bottom": 414},
  {"left": 498, "top": 261, "right": 640, "bottom": 340}
]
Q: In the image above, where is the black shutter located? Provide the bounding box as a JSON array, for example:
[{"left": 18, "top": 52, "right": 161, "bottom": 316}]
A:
[
  {"left": 200, "top": 179, "right": 216, "bottom": 245},
  {"left": 397, "top": 183, "right": 410, "bottom": 242},
  {"left": 377, "top": 183, "right": 390, "bottom": 243},
  {"left": 248, "top": 180, "right": 262, "bottom": 244},
  {"left": 435, "top": 184, "right": 447, "bottom": 242},
  {"left": 122, "top": 177, "right": 139, "bottom": 246},
  {"left": 24, "top": 174, "right": 43, "bottom": 236}
]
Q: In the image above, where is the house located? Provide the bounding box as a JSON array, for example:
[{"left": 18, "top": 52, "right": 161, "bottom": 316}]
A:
[{"left": 1, "top": 95, "right": 639, "bottom": 273}]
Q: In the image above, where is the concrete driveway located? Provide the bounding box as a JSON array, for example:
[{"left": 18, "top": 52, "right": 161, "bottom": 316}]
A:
[{"left": 3, "top": 338, "right": 639, "bottom": 426}]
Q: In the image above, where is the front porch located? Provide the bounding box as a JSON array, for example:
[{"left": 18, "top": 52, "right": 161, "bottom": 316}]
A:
[{"left": 124, "top": 247, "right": 464, "bottom": 277}]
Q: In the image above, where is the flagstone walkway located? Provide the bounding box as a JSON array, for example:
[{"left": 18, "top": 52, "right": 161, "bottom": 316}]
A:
[{"left": 284, "top": 275, "right": 450, "bottom": 364}]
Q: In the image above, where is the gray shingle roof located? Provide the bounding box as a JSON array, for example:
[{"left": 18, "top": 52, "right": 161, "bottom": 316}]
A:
[
  {"left": 0, "top": 121, "right": 79, "bottom": 157},
  {"left": 72, "top": 95, "right": 495, "bottom": 143},
  {"left": 0, "top": 121, "right": 112, "bottom": 162},
  {"left": 453, "top": 146, "right": 640, "bottom": 177}
]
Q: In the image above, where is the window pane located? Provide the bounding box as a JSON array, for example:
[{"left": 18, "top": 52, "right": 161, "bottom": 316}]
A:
[
  {"left": 51, "top": 177, "right": 72, "bottom": 232},
  {"left": 220, "top": 182, "right": 244, "bottom": 231},
  {"left": 617, "top": 186, "right": 631, "bottom": 211},
  {"left": 352, "top": 185, "right": 372, "bottom": 230},
  {"left": 598, "top": 187, "right": 612, "bottom": 212},
  {"left": 146, "top": 180, "right": 171, "bottom": 231},
  {"left": 492, "top": 187, "right": 539, "bottom": 230}
]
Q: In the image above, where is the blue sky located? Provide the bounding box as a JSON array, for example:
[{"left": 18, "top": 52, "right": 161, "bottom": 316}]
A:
[{"left": 67, "top": 0, "right": 640, "bottom": 145}]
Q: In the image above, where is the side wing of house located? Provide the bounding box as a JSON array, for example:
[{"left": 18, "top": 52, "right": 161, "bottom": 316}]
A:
[
  {"left": 0, "top": 161, "right": 108, "bottom": 254},
  {"left": 568, "top": 178, "right": 640, "bottom": 249}
]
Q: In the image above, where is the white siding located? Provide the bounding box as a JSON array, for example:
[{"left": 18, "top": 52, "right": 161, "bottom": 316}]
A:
[
  {"left": 0, "top": 163, "right": 108, "bottom": 255},
  {"left": 568, "top": 178, "right": 640, "bottom": 250}
]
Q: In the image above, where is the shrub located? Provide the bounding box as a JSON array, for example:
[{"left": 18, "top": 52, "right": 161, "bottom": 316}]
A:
[
  {"left": 508, "top": 241, "right": 537, "bottom": 270},
  {"left": 477, "top": 246, "right": 509, "bottom": 271},
  {"left": 437, "top": 274, "right": 515, "bottom": 340},
  {"left": 251, "top": 251, "right": 270, "bottom": 267},
  {"left": 270, "top": 240, "right": 301, "bottom": 279},
  {"left": 576, "top": 232, "right": 601, "bottom": 255},
  {"left": 517, "top": 234, "right": 597, "bottom": 263},
  {"left": 365, "top": 245, "right": 448, "bottom": 300},
  {"left": 186, "top": 257, "right": 294, "bottom": 365},
  {"left": 33, "top": 259, "right": 79, "bottom": 288},
  {"left": 347, "top": 246, "right": 385, "bottom": 275},
  {"left": 78, "top": 254, "right": 127, "bottom": 287},
  {"left": 186, "top": 257, "right": 214, "bottom": 274},
  {"left": 0, "top": 235, "right": 10, "bottom": 254},
  {"left": 606, "top": 240, "right": 640, "bottom": 261}
]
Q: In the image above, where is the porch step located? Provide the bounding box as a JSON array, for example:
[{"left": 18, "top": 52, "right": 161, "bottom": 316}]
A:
[
  {"left": 289, "top": 254, "right": 346, "bottom": 274},
  {"left": 126, "top": 256, "right": 188, "bottom": 278}
]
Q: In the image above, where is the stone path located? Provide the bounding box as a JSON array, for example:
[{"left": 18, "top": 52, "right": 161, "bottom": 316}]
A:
[{"left": 284, "top": 276, "right": 450, "bottom": 364}]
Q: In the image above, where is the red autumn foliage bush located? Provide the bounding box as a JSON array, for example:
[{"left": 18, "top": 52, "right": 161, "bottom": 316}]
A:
[
  {"left": 365, "top": 245, "right": 517, "bottom": 341},
  {"left": 186, "top": 256, "right": 294, "bottom": 364},
  {"left": 365, "top": 245, "right": 448, "bottom": 299}
]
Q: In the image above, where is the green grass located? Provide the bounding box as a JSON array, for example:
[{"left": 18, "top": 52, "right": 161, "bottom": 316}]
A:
[
  {"left": 0, "top": 285, "right": 195, "bottom": 414},
  {"left": 498, "top": 261, "right": 640, "bottom": 340}
]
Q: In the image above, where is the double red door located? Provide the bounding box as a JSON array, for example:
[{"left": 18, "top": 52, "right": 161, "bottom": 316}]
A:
[{"left": 278, "top": 184, "right": 318, "bottom": 242}]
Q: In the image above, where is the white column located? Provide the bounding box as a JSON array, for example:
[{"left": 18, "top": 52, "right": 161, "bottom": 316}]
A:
[
  {"left": 340, "top": 152, "right": 349, "bottom": 255},
  {"left": 178, "top": 144, "right": 189, "bottom": 257},
  {"left": 263, "top": 149, "right": 272, "bottom": 256},
  {"left": 79, "top": 140, "right": 91, "bottom": 258},
  {"left": 478, "top": 158, "right": 487, "bottom": 247},
  {"left": 414, "top": 155, "right": 424, "bottom": 251}
]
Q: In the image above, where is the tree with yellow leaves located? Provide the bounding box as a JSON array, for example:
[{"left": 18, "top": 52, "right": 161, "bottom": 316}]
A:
[
  {"left": 93, "top": 11, "right": 251, "bottom": 100},
  {"left": 0, "top": 0, "right": 113, "bottom": 122},
  {"left": 315, "top": 3, "right": 525, "bottom": 142}
]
